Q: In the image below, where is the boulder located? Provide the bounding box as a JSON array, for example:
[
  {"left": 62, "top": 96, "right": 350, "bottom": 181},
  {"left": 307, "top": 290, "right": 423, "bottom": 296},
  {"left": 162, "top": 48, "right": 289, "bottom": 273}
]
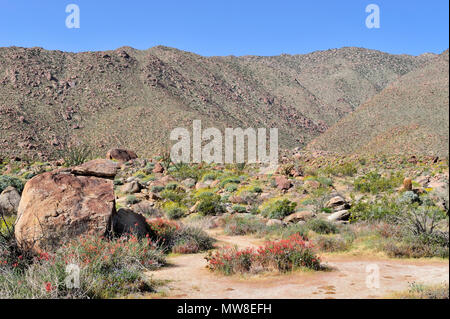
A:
[
  {"left": 283, "top": 211, "right": 313, "bottom": 223},
  {"left": 14, "top": 169, "right": 115, "bottom": 252},
  {"left": 325, "top": 196, "right": 347, "bottom": 209},
  {"left": 110, "top": 208, "right": 153, "bottom": 238},
  {"left": 275, "top": 176, "right": 292, "bottom": 190},
  {"left": 0, "top": 186, "right": 21, "bottom": 215},
  {"left": 121, "top": 181, "right": 142, "bottom": 194},
  {"left": 402, "top": 178, "right": 413, "bottom": 191},
  {"left": 304, "top": 179, "right": 320, "bottom": 190},
  {"left": 71, "top": 159, "right": 119, "bottom": 178},
  {"left": 106, "top": 148, "right": 137, "bottom": 162},
  {"left": 327, "top": 210, "right": 350, "bottom": 222},
  {"left": 152, "top": 162, "right": 164, "bottom": 173}
]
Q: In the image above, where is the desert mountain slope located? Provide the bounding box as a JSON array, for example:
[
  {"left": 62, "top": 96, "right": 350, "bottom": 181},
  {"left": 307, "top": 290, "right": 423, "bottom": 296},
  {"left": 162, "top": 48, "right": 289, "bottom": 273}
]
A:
[
  {"left": 307, "top": 50, "right": 449, "bottom": 157},
  {"left": 0, "top": 46, "right": 433, "bottom": 159}
]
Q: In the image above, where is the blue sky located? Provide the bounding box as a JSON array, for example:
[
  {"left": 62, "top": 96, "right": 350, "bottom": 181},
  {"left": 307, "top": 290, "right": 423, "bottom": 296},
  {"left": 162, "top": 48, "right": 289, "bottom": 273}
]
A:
[{"left": 0, "top": 0, "right": 448, "bottom": 56}]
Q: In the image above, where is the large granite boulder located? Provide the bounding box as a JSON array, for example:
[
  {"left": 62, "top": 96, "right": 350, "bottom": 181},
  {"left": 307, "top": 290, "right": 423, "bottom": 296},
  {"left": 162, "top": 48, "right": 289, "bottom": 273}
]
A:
[{"left": 15, "top": 168, "right": 116, "bottom": 252}]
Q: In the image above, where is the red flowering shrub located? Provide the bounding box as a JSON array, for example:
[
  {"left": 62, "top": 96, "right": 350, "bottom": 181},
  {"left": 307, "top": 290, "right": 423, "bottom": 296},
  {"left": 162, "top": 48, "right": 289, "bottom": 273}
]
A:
[{"left": 205, "top": 234, "right": 321, "bottom": 275}]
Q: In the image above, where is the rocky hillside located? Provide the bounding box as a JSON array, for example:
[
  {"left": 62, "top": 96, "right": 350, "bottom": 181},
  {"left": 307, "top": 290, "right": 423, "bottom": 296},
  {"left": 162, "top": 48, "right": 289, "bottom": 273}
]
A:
[
  {"left": 0, "top": 46, "right": 432, "bottom": 160},
  {"left": 307, "top": 50, "right": 449, "bottom": 157}
]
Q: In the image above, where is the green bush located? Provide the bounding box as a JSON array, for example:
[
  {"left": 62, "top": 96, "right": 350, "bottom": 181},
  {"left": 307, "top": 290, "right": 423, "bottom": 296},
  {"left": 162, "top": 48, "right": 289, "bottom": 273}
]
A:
[
  {"left": 231, "top": 205, "right": 247, "bottom": 214},
  {"left": 261, "top": 199, "right": 297, "bottom": 220},
  {"left": 160, "top": 189, "right": 184, "bottom": 202},
  {"left": 125, "top": 195, "right": 140, "bottom": 205},
  {"left": 312, "top": 235, "right": 352, "bottom": 252},
  {"left": 0, "top": 175, "right": 25, "bottom": 194},
  {"left": 164, "top": 202, "right": 187, "bottom": 220},
  {"left": 225, "top": 184, "right": 238, "bottom": 192},
  {"left": 151, "top": 185, "right": 165, "bottom": 193},
  {"left": 306, "top": 219, "right": 338, "bottom": 234},
  {"left": 349, "top": 197, "right": 399, "bottom": 221},
  {"left": 196, "top": 193, "right": 225, "bottom": 216},
  {"left": 59, "top": 144, "right": 92, "bottom": 167},
  {"left": 219, "top": 176, "right": 241, "bottom": 188},
  {"left": 354, "top": 171, "right": 403, "bottom": 194}
]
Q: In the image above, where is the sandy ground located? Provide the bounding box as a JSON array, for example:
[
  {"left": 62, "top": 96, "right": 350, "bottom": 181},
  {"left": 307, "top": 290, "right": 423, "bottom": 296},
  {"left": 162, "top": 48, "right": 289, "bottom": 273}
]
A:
[{"left": 144, "top": 231, "right": 449, "bottom": 299}]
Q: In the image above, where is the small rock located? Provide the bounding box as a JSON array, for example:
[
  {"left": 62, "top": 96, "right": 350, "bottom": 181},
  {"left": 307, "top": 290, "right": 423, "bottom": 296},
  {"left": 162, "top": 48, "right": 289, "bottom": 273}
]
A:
[
  {"left": 106, "top": 148, "right": 138, "bottom": 162},
  {"left": 275, "top": 176, "right": 292, "bottom": 190},
  {"left": 283, "top": 211, "right": 313, "bottom": 223},
  {"left": 152, "top": 162, "right": 164, "bottom": 173},
  {"left": 121, "top": 181, "right": 142, "bottom": 194},
  {"left": 0, "top": 186, "right": 21, "bottom": 215},
  {"left": 327, "top": 210, "right": 350, "bottom": 222}
]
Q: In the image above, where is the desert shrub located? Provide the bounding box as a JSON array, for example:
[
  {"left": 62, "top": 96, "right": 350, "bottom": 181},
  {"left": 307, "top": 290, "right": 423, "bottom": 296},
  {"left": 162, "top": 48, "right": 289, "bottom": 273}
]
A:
[
  {"left": 0, "top": 175, "right": 24, "bottom": 194},
  {"left": 125, "top": 195, "right": 140, "bottom": 205},
  {"left": 231, "top": 205, "right": 247, "bottom": 214},
  {"left": 316, "top": 176, "right": 333, "bottom": 187},
  {"left": 205, "top": 234, "right": 321, "bottom": 275},
  {"left": 354, "top": 171, "right": 403, "bottom": 194},
  {"left": 151, "top": 185, "right": 165, "bottom": 193},
  {"left": 376, "top": 205, "right": 449, "bottom": 258},
  {"left": 219, "top": 176, "right": 241, "bottom": 188},
  {"left": 0, "top": 235, "right": 165, "bottom": 299},
  {"left": 196, "top": 193, "right": 225, "bottom": 216},
  {"left": 321, "top": 162, "right": 357, "bottom": 177},
  {"left": 223, "top": 215, "right": 266, "bottom": 236},
  {"left": 59, "top": 144, "right": 92, "bottom": 167},
  {"left": 225, "top": 184, "right": 238, "bottom": 192},
  {"left": 279, "top": 163, "right": 295, "bottom": 176},
  {"left": 382, "top": 240, "right": 449, "bottom": 259},
  {"left": 163, "top": 202, "right": 187, "bottom": 220},
  {"left": 260, "top": 199, "right": 297, "bottom": 220},
  {"left": 160, "top": 189, "right": 184, "bottom": 202},
  {"left": 312, "top": 235, "right": 352, "bottom": 252},
  {"left": 171, "top": 226, "right": 215, "bottom": 254},
  {"left": 147, "top": 219, "right": 214, "bottom": 254},
  {"left": 305, "top": 219, "right": 338, "bottom": 234},
  {"left": 165, "top": 182, "right": 178, "bottom": 191},
  {"left": 399, "top": 282, "right": 450, "bottom": 299},
  {"left": 309, "top": 187, "right": 332, "bottom": 213},
  {"left": 202, "top": 173, "right": 217, "bottom": 182},
  {"left": 169, "top": 163, "right": 210, "bottom": 182},
  {"left": 349, "top": 197, "right": 400, "bottom": 221}
]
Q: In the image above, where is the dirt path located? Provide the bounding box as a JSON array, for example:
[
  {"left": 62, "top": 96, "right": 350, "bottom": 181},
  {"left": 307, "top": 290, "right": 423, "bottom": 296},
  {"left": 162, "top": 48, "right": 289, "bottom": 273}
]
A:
[{"left": 145, "top": 231, "right": 449, "bottom": 299}]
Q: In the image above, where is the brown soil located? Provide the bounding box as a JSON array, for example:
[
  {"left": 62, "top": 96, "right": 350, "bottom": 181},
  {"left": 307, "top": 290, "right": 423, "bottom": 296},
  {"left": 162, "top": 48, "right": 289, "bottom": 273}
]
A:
[{"left": 144, "top": 231, "right": 449, "bottom": 299}]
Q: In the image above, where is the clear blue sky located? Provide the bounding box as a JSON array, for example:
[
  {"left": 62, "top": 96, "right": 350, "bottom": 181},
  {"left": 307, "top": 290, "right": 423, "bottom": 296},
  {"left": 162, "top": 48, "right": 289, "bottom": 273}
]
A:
[{"left": 0, "top": 0, "right": 448, "bottom": 56}]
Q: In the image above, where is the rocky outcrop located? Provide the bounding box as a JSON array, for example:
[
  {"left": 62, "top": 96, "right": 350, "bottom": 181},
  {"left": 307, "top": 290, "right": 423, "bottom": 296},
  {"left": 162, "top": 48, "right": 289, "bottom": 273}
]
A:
[
  {"left": 71, "top": 159, "right": 119, "bottom": 178},
  {"left": 0, "top": 186, "right": 21, "bottom": 215}
]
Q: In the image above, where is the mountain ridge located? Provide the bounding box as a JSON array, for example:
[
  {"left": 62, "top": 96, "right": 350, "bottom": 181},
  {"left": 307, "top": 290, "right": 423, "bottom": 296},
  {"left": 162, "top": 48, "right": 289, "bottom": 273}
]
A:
[{"left": 0, "top": 45, "right": 440, "bottom": 160}]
